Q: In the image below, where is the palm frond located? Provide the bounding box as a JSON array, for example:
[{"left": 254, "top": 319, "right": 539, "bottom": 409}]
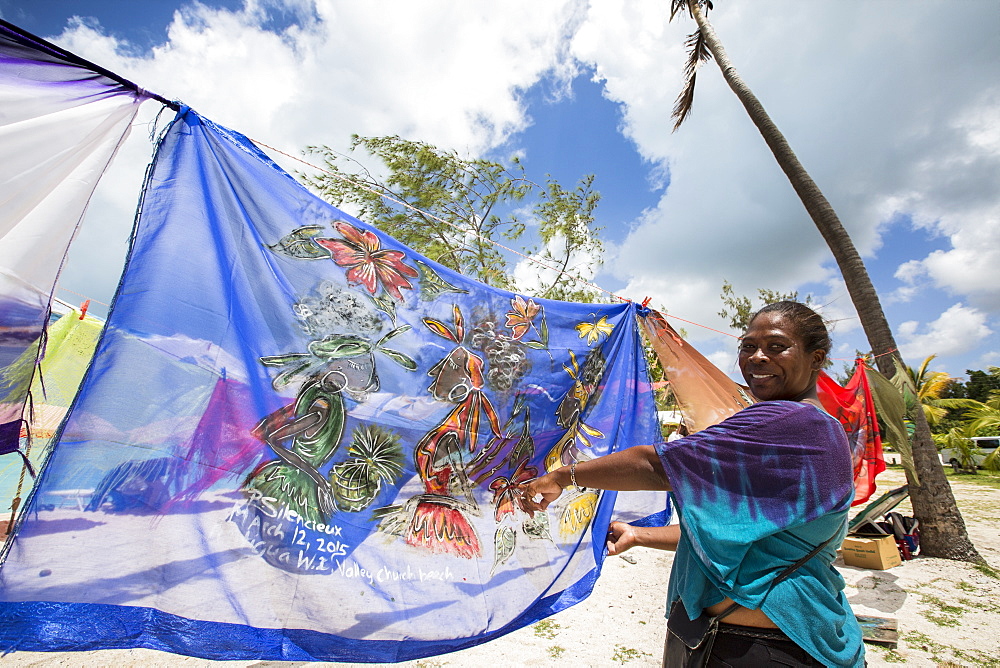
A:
[
  {"left": 922, "top": 403, "right": 948, "bottom": 426},
  {"left": 671, "top": 28, "right": 713, "bottom": 131},
  {"left": 967, "top": 408, "right": 1000, "bottom": 435},
  {"left": 668, "top": 0, "right": 690, "bottom": 21},
  {"left": 915, "top": 354, "right": 936, "bottom": 385},
  {"left": 986, "top": 389, "right": 1000, "bottom": 410},
  {"left": 934, "top": 397, "right": 981, "bottom": 411},
  {"left": 669, "top": 0, "right": 713, "bottom": 21},
  {"left": 982, "top": 447, "right": 1000, "bottom": 472},
  {"left": 918, "top": 370, "right": 953, "bottom": 401}
]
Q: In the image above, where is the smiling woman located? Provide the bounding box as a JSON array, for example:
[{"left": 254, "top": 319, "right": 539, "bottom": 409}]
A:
[
  {"left": 522, "top": 301, "right": 864, "bottom": 667},
  {"left": 738, "top": 301, "right": 829, "bottom": 404}
]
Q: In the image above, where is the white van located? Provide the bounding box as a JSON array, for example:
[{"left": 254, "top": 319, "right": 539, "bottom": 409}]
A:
[{"left": 940, "top": 436, "right": 1000, "bottom": 473}]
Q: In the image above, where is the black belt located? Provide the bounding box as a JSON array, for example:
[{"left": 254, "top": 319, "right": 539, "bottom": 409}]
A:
[{"left": 716, "top": 623, "right": 792, "bottom": 641}]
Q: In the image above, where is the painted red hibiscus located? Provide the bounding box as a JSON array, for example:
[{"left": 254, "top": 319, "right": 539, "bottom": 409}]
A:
[{"left": 315, "top": 222, "right": 418, "bottom": 300}]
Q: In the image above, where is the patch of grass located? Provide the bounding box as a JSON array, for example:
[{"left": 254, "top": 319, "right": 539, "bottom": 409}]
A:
[
  {"left": 952, "top": 648, "right": 1000, "bottom": 668},
  {"left": 922, "top": 594, "right": 963, "bottom": 615},
  {"left": 547, "top": 646, "right": 565, "bottom": 659},
  {"left": 922, "top": 611, "right": 961, "bottom": 627},
  {"left": 909, "top": 576, "right": 945, "bottom": 591},
  {"left": 903, "top": 630, "right": 949, "bottom": 662},
  {"left": 533, "top": 619, "right": 560, "bottom": 640},
  {"left": 916, "top": 593, "right": 964, "bottom": 627},
  {"left": 875, "top": 647, "right": 906, "bottom": 663},
  {"left": 956, "top": 580, "right": 977, "bottom": 592},
  {"left": 611, "top": 645, "right": 651, "bottom": 664},
  {"left": 974, "top": 562, "right": 1000, "bottom": 580},
  {"left": 945, "top": 468, "right": 1000, "bottom": 489},
  {"left": 904, "top": 629, "right": 932, "bottom": 645},
  {"left": 898, "top": 629, "right": 1000, "bottom": 667}
]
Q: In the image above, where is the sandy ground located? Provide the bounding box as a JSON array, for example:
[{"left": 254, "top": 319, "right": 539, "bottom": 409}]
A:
[{"left": 5, "top": 466, "right": 1000, "bottom": 667}]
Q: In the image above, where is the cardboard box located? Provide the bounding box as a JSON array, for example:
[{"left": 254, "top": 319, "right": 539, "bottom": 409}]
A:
[{"left": 841, "top": 535, "right": 901, "bottom": 570}]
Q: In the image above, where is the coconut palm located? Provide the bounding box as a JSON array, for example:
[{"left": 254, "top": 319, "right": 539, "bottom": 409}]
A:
[
  {"left": 966, "top": 390, "right": 1000, "bottom": 431},
  {"left": 963, "top": 391, "right": 1000, "bottom": 471},
  {"left": 907, "top": 355, "right": 980, "bottom": 429},
  {"left": 934, "top": 425, "right": 980, "bottom": 474},
  {"left": 668, "top": 0, "right": 982, "bottom": 562}
]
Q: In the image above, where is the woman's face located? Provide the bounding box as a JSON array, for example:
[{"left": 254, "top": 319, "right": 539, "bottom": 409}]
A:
[{"left": 738, "top": 312, "right": 825, "bottom": 402}]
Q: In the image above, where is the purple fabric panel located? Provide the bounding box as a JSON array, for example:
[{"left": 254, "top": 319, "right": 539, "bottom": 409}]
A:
[
  {"left": 0, "top": 21, "right": 129, "bottom": 93},
  {"left": 0, "top": 419, "right": 21, "bottom": 456}
]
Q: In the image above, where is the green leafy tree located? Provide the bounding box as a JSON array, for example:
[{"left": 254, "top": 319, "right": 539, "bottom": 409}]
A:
[
  {"left": 671, "top": 0, "right": 982, "bottom": 562},
  {"left": 935, "top": 391, "right": 1000, "bottom": 472},
  {"left": 718, "top": 280, "right": 808, "bottom": 332},
  {"left": 965, "top": 391, "right": 1000, "bottom": 439},
  {"left": 937, "top": 368, "right": 1000, "bottom": 433},
  {"left": 963, "top": 367, "right": 1000, "bottom": 403},
  {"left": 302, "top": 135, "right": 605, "bottom": 302}
]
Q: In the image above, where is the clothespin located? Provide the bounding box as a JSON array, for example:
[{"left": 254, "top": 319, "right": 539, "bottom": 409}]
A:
[
  {"left": 79, "top": 299, "right": 90, "bottom": 320},
  {"left": 635, "top": 296, "right": 653, "bottom": 318}
]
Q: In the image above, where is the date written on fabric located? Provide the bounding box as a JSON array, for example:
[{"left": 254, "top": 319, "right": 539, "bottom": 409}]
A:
[{"left": 228, "top": 490, "right": 349, "bottom": 573}]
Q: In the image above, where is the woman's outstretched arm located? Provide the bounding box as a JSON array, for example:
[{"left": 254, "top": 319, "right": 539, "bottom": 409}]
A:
[{"left": 520, "top": 445, "right": 669, "bottom": 512}]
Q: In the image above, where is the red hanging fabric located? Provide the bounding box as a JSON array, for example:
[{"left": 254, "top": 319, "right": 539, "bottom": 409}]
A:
[{"left": 817, "top": 360, "right": 886, "bottom": 505}]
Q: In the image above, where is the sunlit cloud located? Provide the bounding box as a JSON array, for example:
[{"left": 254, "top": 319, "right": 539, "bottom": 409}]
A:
[{"left": 898, "top": 303, "right": 992, "bottom": 360}]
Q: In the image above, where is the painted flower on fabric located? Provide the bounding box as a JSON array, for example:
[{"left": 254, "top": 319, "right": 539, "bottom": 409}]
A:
[
  {"left": 315, "top": 222, "right": 418, "bottom": 301},
  {"left": 505, "top": 295, "right": 541, "bottom": 340},
  {"left": 575, "top": 315, "right": 613, "bottom": 346},
  {"left": 488, "top": 458, "right": 538, "bottom": 522}
]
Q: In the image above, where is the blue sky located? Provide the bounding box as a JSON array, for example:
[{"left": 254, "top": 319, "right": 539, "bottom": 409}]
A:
[{"left": 2, "top": 0, "right": 998, "bottom": 382}]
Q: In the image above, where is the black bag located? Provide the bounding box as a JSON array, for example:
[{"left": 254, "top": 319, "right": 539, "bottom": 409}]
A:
[
  {"left": 663, "top": 532, "right": 838, "bottom": 667},
  {"left": 664, "top": 599, "right": 737, "bottom": 668}
]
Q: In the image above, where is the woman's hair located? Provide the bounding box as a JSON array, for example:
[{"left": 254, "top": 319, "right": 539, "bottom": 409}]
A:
[{"left": 748, "top": 301, "right": 831, "bottom": 354}]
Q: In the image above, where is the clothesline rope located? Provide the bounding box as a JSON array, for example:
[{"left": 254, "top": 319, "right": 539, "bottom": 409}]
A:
[{"left": 56, "top": 286, "right": 110, "bottom": 309}]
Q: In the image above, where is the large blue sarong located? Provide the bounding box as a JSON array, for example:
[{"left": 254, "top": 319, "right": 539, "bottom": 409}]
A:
[
  {"left": 658, "top": 401, "right": 864, "bottom": 667},
  {"left": 0, "top": 108, "right": 662, "bottom": 662}
]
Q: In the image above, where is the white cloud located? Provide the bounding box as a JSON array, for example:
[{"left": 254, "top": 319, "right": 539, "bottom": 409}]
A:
[
  {"left": 974, "top": 351, "right": 1000, "bottom": 370},
  {"left": 55, "top": 1, "right": 584, "bottom": 154},
  {"left": 705, "top": 347, "right": 740, "bottom": 381},
  {"left": 48, "top": 0, "right": 588, "bottom": 311},
  {"left": 891, "top": 259, "right": 926, "bottom": 304},
  {"left": 567, "top": 0, "right": 1000, "bottom": 350},
  {"left": 898, "top": 303, "right": 993, "bottom": 360}
]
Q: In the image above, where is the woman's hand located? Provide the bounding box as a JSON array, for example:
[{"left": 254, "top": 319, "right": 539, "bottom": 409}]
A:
[
  {"left": 606, "top": 522, "right": 681, "bottom": 554},
  {"left": 606, "top": 521, "right": 640, "bottom": 555},
  {"left": 518, "top": 469, "right": 567, "bottom": 513}
]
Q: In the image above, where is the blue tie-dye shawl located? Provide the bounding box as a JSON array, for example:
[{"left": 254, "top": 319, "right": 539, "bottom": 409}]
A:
[{"left": 656, "top": 400, "right": 864, "bottom": 668}]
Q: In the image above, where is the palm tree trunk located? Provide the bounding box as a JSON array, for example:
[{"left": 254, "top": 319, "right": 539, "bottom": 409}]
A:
[{"left": 687, "top": 0, "right": 982, "bottom": 562}]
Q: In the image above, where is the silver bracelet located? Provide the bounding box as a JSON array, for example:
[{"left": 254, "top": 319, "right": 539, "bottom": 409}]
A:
[{"left": 569, "top": 460, "right": 585, "bottom": 492}]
